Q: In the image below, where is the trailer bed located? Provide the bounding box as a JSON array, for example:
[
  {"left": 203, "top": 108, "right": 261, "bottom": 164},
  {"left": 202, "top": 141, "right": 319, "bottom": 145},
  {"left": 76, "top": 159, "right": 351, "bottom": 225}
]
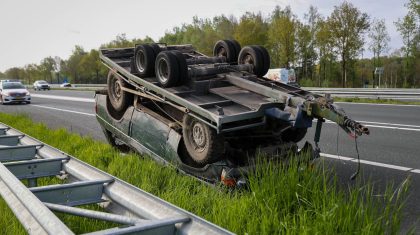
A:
[{"left": 100, "top": 47, "right": 316, "bottom": 132}]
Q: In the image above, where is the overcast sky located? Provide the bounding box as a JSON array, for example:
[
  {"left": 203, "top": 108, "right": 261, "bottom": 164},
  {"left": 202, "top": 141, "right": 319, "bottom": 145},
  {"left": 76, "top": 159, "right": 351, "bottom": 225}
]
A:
[{"left": 0, "top": 0, "right": 408, "bottom": 72}]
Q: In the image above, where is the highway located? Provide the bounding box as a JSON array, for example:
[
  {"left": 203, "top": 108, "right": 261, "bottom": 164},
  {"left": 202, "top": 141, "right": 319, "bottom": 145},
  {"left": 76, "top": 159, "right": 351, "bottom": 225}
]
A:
[{"left": 0, "top": 89, "right": 419, "bottom": 231}]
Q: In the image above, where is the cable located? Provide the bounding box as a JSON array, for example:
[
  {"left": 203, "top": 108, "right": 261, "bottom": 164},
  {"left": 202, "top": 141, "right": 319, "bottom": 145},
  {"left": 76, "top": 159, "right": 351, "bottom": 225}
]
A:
[{"left": 350, "top": 126, "right": 361, "bottom": 180}]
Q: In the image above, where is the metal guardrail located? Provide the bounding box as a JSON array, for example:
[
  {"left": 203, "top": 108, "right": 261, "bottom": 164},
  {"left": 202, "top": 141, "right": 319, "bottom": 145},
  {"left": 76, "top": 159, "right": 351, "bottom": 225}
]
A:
[{"left": 0, "top": 124, "right": 233, "bottom": 235}]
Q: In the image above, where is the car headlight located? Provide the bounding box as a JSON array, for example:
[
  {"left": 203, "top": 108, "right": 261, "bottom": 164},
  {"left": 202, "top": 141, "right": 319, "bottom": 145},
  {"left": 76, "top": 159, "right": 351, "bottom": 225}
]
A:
[{"left": 26, "top": 92, "right": 31, "bottom": 96}]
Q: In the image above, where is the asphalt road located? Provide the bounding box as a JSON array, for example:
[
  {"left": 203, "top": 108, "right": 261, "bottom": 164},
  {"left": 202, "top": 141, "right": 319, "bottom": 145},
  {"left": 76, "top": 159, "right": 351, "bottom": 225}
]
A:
[{"left": 0, "top": 89, "right": 419, "bottom": 232}]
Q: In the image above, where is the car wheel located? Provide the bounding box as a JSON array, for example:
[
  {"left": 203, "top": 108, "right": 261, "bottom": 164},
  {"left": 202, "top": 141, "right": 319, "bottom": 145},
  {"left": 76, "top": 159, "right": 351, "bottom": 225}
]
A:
[
  {"left": 107, "top": 71, "right": 133, "bottom": 112},
  {"left": 182, "top": 115, "right": 224, "bottom": 167}
]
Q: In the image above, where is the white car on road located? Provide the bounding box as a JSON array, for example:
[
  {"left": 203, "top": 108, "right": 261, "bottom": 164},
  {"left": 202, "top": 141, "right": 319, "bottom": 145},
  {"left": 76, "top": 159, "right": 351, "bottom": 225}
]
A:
[
  {"left": 33, "top": 80, "right": 51, "bottom": 90},
  {"left": 0, "top": 82, "right": 31, "bottom": 104}
]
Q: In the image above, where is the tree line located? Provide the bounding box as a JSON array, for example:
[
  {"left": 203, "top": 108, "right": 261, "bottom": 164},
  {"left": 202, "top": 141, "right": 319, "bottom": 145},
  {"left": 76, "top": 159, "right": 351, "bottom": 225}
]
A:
[{"left": 0, "top": 1, "right": 418, "bottom": 88}]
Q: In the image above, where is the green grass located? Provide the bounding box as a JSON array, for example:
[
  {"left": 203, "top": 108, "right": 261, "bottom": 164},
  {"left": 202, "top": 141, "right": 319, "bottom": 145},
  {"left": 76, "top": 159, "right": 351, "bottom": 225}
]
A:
[
  {"left": 0, "top": 113, "right": 410, "bottom": 234},
  {"left": 334, "top": 97, "right": 420, "bottom": 105}
]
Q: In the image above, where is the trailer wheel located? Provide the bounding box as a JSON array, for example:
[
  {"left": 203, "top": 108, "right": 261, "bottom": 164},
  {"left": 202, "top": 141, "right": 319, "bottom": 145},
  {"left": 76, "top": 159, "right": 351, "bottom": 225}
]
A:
[
  {"left": 149, "top": 43, "right": 162, "bottom": 55},
  {"left": 228, "top": 39, "right": 241, "bottom": 58},
  {"left": 182, "top": 115, "right": 224, "bottom": 166},
  {"left": 238, "top": 46, "right": 267, "bottom": 77},
  {"left": 254, "top": 45, "right": 270, "bottom": 75},
  {"left": 155, "top": 51, "right": 180, "bottom": 88},
  {"left": 133, "top": 44, "right": 156, "bottom": 77},
  {"left": 282, "top": 128, "right": 307, "bottom": 143},
  {"left": 213, "top": 40, "right": 237, "bottom": 63},
  {"left": 170, "top": 51, "right": 188, "bottom": 85},
  {"left": 107, "top": 71, "right": 133, "bottom": 112}
]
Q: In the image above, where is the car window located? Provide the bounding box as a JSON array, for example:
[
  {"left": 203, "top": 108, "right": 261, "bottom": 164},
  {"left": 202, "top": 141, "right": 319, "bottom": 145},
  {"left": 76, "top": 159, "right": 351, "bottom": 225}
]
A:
[{"left": 3, "top": 83, "right": 25, "bottom": 89}]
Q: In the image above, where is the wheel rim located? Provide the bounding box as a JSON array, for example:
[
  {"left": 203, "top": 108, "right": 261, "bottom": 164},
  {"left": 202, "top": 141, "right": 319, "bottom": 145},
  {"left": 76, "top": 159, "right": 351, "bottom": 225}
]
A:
[
  {"left": 242, "top": 54, "right": 254, "bottom": 65},
  {"left": 135, "top": 50, "right": 146, "bottom": 73},
  {"left": 110, "top": 76, "right": 122, "bottom": 101},
  {"left": 192, "top": 122, "right": 206, "bottom": 152},
  {"left": 157, "top": 58, "right": 169, "bottom": 84},
  {"left": 216, "top": 47, "right": 227, "bottom": 57}
]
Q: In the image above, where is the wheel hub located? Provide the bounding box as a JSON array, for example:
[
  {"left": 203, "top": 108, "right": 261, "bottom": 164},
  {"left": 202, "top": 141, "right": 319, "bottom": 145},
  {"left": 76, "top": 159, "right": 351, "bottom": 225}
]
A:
[
  {"left": 136, "top": 50, "right": 146, "bottom": 72},
  {"left": 157, "top": 59, "right": 169, "bottom": 83},
  {"left": 217, "top": 47, "right": 227, "bottom": 57},
  {"left": 192, "top": 123, "right": 206, "bottom": 148},
  {"left": 113, "top": 81, "right": 122, "bottom": 99},
  {"left": 243, "top": 54, "right": 254, "bottom": 65}
]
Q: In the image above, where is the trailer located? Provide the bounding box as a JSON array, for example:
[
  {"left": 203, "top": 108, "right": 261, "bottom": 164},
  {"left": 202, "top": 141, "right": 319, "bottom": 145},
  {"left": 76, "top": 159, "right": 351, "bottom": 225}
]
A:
[{"left": 96, "top": 40, "right": 369, "bottom": 185}]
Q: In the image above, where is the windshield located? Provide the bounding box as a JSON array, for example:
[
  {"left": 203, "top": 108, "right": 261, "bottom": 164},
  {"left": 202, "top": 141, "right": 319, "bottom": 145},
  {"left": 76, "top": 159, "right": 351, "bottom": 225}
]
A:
[
  {"left": 3, "top": 83, "right": 25, "bottom": 89},
  {"left": 38, "top": 81, "right": 48, "bottom": 84}
]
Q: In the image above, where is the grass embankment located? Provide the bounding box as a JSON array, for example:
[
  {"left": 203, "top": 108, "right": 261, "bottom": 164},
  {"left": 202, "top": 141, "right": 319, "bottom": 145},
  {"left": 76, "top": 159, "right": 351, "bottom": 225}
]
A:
[
  {"left": 334, "top": 97, "right": 420, "bottom": 105},
  {"left": 0, "top": 113, "right": 409, "bottom": 234}
]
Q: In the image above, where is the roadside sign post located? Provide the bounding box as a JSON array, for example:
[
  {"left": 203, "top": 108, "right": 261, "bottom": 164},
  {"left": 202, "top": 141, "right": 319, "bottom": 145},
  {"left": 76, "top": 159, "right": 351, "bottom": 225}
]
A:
[{"left": 374, "top": 67, "right": 384, "bottom": 88}]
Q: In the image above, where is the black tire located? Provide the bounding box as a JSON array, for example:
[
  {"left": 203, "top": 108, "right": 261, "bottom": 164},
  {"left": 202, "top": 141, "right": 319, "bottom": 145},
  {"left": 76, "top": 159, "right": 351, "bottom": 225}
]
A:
[
  {"left": 182, "top": 115, "right": 224, "bottom": 166},
  {"left": 170, "top": 50, "right": 188, "bottom": 86},
  {"left": 155, "top": 51, "right": 180, "bottom": 88},
  {"left": 133, "top": 44, "right": 156, "bottom": 77},
  {"left": 107, "top": 71, "right": 133, "bottom": 112},
  {"left": 282, "top": 128, "right": 308, "bottom": 143},
  {"left": 254, "top": 45, "right": 270, "bottom": 75},
  {"left": 149, "top": 43, "right": 162, "bottom": 55},
  {"left": 213, "top": 40, "right": 237, "bottom": 63},
  {"left": 238, "top": 46, "right": 266, "bottom": 77},
  {"left": 227, "top": 39, "right": 241, "bottom": 59}
]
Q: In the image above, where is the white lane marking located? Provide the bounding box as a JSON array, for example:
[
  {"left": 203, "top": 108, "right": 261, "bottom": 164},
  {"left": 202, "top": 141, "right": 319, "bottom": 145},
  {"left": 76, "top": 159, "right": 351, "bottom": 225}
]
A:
[
  {"left": 358, "top": 120, "right": 420, "bottom": 128},
  {"left": 31, "top": 105, "right": 95, "bottom": 116},
  {"left": 322, "top": 120, "right": 420, "bottom": 132},
  {"left": 320, "top": 153, "right": 420, "bottom": 174},
  {"left": 32, "top": 94, "right": 95, "bottom": 103},
  {"left": 362, "top": 124, "right": 420, "bottom": 132},
  {"left": 335, "top": 102, "right": 420, "bottom": 107}
]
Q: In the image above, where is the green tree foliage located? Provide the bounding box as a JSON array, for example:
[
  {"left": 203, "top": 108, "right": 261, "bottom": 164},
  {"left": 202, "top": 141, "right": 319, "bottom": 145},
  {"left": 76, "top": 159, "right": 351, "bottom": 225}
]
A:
[
  {"left": 296, "top": 6, "right": 321, "bottom": 82},
  {"left": 268, "top": 7, "right": 297, "bottom": 68},
  {"left": 79, "top": 50, "right": 108, "bottom": 84},
  {"left": 235, "top": 12, "right": 268, "bottom": 49},
  {"left": 395, "top": 0, "right": 419, "bottom": 87},
  {"left": 62, "top": 46, "right": 86, "bottom": 83},
  {"left": 327, "top": 1, "right": 370, "bottom": 87},
  {"left": 316, "top": 19, "right": 336, "bottom": 87},
  {"left": 4, "top": 67, "right": 24, "bottom": 81}
]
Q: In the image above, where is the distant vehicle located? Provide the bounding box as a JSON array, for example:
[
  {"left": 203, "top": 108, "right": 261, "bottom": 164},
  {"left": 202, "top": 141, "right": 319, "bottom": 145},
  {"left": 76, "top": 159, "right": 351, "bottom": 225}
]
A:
[
  {"left": 33, "top": 80, "right": 50, "bottom": 90},
  {"left": 0, "top": 81, "right": 31, "bottom": 104},
  {"left": 265, "top": 68, "right": 299, "bottom": 87},
  {"left": 60, "top": 82, "right": 72, "bottom": 88}
]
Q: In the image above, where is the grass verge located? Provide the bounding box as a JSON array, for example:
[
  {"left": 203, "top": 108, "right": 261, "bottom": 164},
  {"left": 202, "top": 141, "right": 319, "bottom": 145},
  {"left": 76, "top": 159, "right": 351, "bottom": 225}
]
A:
[
  {"left": 334, "top": 97, "right": 420, "bottom": 105},
  {"left": 0, "top": 113, "right": 410, "bottom": 234}
]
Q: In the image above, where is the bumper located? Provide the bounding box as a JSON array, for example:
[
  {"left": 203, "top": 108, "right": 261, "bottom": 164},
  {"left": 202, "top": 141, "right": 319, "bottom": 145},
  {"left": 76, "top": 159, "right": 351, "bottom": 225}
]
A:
[
  {"left": 34, "top": 86, "right": 50, "bottom": 90},
  {"left": 3, "top": 95, "right": 31, "bottom": 103}
]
